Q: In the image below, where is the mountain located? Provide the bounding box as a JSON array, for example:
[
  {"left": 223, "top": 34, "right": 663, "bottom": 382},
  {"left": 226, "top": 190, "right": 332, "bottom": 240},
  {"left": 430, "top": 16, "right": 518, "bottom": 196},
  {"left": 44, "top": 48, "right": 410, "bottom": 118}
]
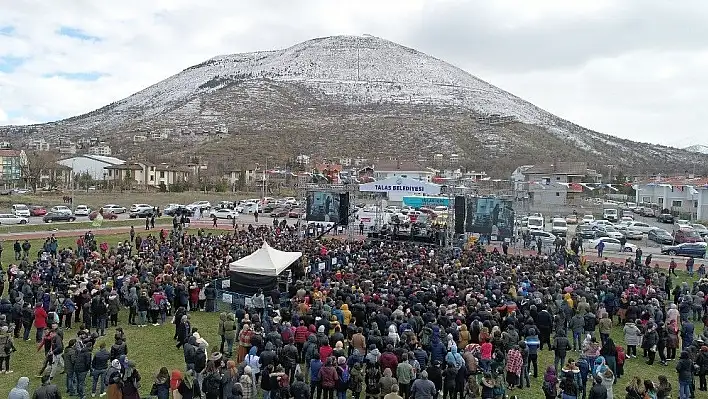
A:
[
  {"left": 684, "top": 144, "right": 708, "bottom": 155},
  {"left": 2, "top": 34, "right": 706, "bottom": 175}
]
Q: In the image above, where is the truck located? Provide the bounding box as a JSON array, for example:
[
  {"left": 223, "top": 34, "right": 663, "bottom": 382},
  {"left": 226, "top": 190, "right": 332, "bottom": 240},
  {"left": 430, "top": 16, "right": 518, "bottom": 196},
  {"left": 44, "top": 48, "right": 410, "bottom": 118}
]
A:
[{"left": 603, "top": 208, "right": 619, "bottom": 223}]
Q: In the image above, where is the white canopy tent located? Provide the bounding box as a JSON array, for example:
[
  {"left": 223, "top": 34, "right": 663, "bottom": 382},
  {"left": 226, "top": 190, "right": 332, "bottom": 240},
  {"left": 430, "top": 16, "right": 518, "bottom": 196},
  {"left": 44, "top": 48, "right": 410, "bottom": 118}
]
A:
[{"left": 228, "top": 241, "right": 302, "bottom": 277}]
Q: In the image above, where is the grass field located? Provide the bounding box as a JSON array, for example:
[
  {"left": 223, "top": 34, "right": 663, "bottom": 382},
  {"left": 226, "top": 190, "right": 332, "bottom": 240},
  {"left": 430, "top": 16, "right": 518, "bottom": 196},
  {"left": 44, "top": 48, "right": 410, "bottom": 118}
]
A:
[
  {"left": 0, "top": 217, "right": 175, "bottom": 235},
  {"left": 0, "top": 227, "right": 702, "bottom": 397}
]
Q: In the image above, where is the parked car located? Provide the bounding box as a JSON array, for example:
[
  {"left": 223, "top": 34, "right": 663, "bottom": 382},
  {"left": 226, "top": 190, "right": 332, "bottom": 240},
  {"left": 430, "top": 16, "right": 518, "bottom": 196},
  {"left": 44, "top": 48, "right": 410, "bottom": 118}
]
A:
[
  {"left": 660, "top": 242, "right": 707, "bottom": 258},
  {"left": 288, "top": 208, "right": 304, "bottom": 218},
  {"left": 657, "top": 213, "right": 675, "bottom": 223},
  {"left": 594, "top": 225, "right": 624, "bottom": 239},
  {"left": 692, "top": 223, "right": 708, "bottom": 239},
  {"left": 270, "top": 208, "right": 289, "bottom": 218},
  {"left": 581, "top": 214, "right": 595, "bottom": 224},
  {"left": 163, "top": 204, "right": 194, "bottom": 217},
  {"left": 648, "top": 228, "right": 674, "bottom": 245},
  {"left": 186, "top": 201, "right": 211, "bottom": 211},
  {"left": 129, "top": 204, "right": 153, "bottom": 214},
  {"left": 89, "top": 210, "right": 118, "bottom": 221},
  {"left": 11, "top": 204, "right": 31, "bottom": 217},
  {"left": 50, "top": 205, "right": 73, "bottom": 215},
  {"left": 43, "top": 212, "right": 76, "bottom": 223},
  {"left": 575, "top": 224, "right": 596, "bottom": 239},
  {"left": 208, "top": 208, "right": 238, "bottom": 219},
  {"left": 589, "top": 237, "right": 637, "bottom": 252},
  {"left": 528, "top": 230, "right": 557, "bottom": 246},
  {"left": 624, "top": 228, "right": 644, "bottom": 240},
  {"left": 29, "top": 206, "right": 47, "bottom": 216},
  {"left": 0, "top": 213, "right": 29, "bottom": 224},
  {"left": 102, "top": 204, "right": 126, "bottom": 214},
  {"left": 565, "top": 214, "right": 578, "bottom": 225},
  {"left": 626, "top": 221, "right": 654, "bottom": 233},
  {"left": 129, "top": 208, "right": 156, "bottom": 218},
  {"left": 74, "top": 205, "right": 91, "bottom": 216},
  {"left": 673, "top": 229, "right": 703, "bottom": 244}
]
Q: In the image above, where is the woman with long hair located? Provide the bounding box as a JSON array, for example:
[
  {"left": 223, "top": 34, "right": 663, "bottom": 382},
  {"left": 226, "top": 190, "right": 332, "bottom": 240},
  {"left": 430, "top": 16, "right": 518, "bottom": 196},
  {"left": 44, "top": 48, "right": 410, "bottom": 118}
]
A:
[
  {"left": 120, "top": 360, "right": 141, "bottom": 399},
  {"left": 151, "top": 367, "right": 170, "bottom": 399},
  {"left": 178, "top": 369, "right": 201, "bottom": 399},
  {"left": 643, "top": 379, "right": 657, "bottom": 399},
  {"left": 656, "top": 375, "right": 672, "bottom": 399},
  {"left": 624, "top": 376, "right": 644, "bottom": 399}
]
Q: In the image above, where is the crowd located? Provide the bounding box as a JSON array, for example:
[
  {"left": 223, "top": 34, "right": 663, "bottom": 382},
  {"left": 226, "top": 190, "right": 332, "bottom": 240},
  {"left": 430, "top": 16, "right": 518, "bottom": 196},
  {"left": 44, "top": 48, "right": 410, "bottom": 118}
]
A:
[{"left": 0, "top": 222, "right": 707, "bottom": 399}]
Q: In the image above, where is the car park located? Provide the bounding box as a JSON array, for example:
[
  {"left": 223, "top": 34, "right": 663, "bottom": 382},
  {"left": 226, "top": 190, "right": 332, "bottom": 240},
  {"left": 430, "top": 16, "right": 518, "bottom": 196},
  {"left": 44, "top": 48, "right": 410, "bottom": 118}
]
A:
[
  {"left": 565, "top": 214, "right": 578, "bottom": 224},
  {"left": 209, "top": 208, "right": 239, "bottom": 219},
  {"left": 692, "top": 224, "right": 708, "bottom": 239},
  {"left": 43, "top": 212, "right": 76, "bottom": 223},
  {"left": 11, "top": 204, "right": 31, "bottom": 217},
  {"left": 102, "top": 204, "right": 126, "bottom": 214},
  {"left": 0, "top": 213, "right": 28, "bottom": 224},
  {"left": 660, "top": 242, "right": 707, "bottom": 258},
  {"left": 575, "top": 224, "right": 596, "bottom": 239},
  {"left": 589, "top": 237, "right": 637, "bottom": 252},
  {"left": 164, "top": 204, "right": 194, "bottom": 217},
  {"left": 594, "top": 225, "right": 624, "bottom": 239},
  {"left": 74, "top": 205, "right": 91, "bottom": 216},
  {"left": 29, "top": 206, "right": 47, "bottom": 216},
  {"left": 647, "top": 228, "right": 674, "bottom": 245},
  {"left": 50, "top": 205, "right": 73, "bottom": 215},
  {"left": 89, "top": 211, "right": 118, "bottom": 220}
]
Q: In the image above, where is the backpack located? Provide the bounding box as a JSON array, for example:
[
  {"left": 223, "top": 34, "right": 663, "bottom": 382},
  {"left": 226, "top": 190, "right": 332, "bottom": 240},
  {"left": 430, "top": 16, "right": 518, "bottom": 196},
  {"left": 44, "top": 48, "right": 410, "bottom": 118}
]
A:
[
  {"left": 159, "top": 298, "right": 169, "bottom": 310},
  {"left": 204, "top": 373, "right": 222, "bottom": 395},
  {"left": 420, "top": 327, "right": 432, "bottom": 348},
  {"left": 337, "top": 366, "right": 350, "bottom": 389},
  {"left": 149, "top": 297, "right": 159, "bottom": 310},
  {"left": 542, "top": 380, "right": 555, "bottom": 396}
]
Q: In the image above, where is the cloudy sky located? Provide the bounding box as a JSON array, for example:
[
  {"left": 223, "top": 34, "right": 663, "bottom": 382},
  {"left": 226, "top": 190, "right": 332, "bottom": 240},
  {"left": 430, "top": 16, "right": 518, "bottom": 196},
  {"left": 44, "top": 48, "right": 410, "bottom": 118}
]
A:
[{"left": 1, "top": 0, "right": 706, "bottom": 147}]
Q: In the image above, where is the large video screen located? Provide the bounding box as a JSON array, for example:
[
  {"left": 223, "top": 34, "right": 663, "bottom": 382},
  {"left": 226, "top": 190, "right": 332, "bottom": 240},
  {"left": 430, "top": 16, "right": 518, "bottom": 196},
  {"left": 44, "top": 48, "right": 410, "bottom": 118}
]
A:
[
  {"left": 464, "top": 197, "right": 515, "bottom": 239},
  {"left": 306, "top": 191, "right": 342, "bottom": 223}
]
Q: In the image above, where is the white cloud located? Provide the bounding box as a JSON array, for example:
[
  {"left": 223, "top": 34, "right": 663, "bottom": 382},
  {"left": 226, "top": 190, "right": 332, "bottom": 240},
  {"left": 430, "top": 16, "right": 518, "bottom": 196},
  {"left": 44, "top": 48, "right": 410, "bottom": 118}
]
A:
[{"left": 0, "top": 0, "right": 707, "bottom": 146}]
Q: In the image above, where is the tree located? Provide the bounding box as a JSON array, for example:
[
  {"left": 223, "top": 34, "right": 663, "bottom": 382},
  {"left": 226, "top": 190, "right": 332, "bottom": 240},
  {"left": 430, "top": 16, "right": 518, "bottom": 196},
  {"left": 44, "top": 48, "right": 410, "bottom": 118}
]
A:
[
  {"left": 120, "top": 171, "right": 133, "bottom": 191},
  {"left": 21, "top": 150, "right": 60, "bottom": 192},
  {"left": 76, "top": 172, "right": 94, "bottom": 192}
]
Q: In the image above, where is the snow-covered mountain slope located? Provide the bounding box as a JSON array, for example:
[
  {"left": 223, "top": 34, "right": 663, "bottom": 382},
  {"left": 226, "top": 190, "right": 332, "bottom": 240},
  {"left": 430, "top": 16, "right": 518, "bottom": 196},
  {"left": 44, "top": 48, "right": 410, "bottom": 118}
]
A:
[
  {"left": 684, "top": 144, "right": 708, "bottom": 154},
  {"left": 2, "top": 35, "right": 707, "bottom": 173}
]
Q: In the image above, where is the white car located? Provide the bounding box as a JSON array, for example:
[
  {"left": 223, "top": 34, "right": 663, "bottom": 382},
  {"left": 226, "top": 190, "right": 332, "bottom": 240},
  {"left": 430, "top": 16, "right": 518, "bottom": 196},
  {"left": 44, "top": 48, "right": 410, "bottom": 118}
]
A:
[
  {"left": 130, "top": 204, "right": 153, "bottom": 213},
  {"left": 0, "top": 213, "right": 28, "bottom": 225},
  {"left": 624, "top": 228, "right": 644, "bottom": 240},
  {"left": 50, "top": 205, "right": 73, "bottom": 215},
  {"left": 529, "top": 230, "right": 557, "bottom": 246},
  {"left": 582, "top": 214, "right": 595, "bottom": 224},
  {"left": 626, "top": 221, "right": 653, "bottom": 233},
  {"left": 589, "top": 237, "right": 637, "bottom": 253},
  {"left": 11, "top": 204, "right": 30, "bottom": 217},
  {"left": 242, "top": 202, "right": 259, "bottom": 214},
  {"left": 209, "top": 208, "right": 239, "bottom": 219},
  {"left": 74, "top": 205, "right": 91, "bottom": 216},
  {"left": 102, "top": 204, "right": 126, "bottom": 214},
  {"left": 187, "top": 201, "right": 211, "bottom": 211},
  {"left": 620, "top": 216, "right": 634, "bottom": 223}
]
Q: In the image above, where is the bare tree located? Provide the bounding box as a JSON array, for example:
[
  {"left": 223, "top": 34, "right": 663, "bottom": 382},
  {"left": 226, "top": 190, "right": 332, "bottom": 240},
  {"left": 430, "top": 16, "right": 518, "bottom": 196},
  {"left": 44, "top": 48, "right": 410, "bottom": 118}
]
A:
[{"left": 21, "top": 150, "right": 60, "bottom": 192}]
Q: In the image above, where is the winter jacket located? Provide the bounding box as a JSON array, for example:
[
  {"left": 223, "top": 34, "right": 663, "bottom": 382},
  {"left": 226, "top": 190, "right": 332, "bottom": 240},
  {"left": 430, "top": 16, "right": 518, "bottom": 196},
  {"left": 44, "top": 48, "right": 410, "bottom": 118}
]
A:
[
  {"left": 318, "top": 365, "right": 338, "bottom": 389},
  {"left": 74, "top": 347, "right": 92, "bottom": 373},
  {"left": 622, "top": 323, "right": 641, "bottom": 346},
  {"left": 675, "top": 354, "right": 694, "bottom": 382},
  {"left": 9, "top": 376, "right": 30, "bottom": 399}
]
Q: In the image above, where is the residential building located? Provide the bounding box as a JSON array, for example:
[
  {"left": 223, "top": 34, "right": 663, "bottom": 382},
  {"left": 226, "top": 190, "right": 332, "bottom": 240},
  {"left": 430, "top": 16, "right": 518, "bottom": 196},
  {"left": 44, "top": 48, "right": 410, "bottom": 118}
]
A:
[
  {"left": 58, "top": 144, "right": 78, "bottom": 155},
  {"left": 353, "top": 157, "right": 368, "bottom": 166},
  {"left": 40, "top": 164, "right": 72, "bottom": 189},
  {"left": 58, "top": 154, "right": 125, "bottom": 180},
  {"left": 523, "top": 162, "right": 598, "bottom": 206},
  {"left": 105, "top": 162, "right": 190, "bottom": 189},
  {"left": 88, "top": 145, "right": 112, "bottom": 156},
  {"left": 296, "top": 154, "right": 311, "bottom": 166},
  {"left": 0, "top": 142, "right": 11, "bottom": 149},
  {"left": 372, "top": 160, "right": 435, "bottom": 182},
  {"left": 133, "top": 135, "right": 147, "bottom": 143},
  {"left": 634, "top": 177, "right": 708, "bottom": 220},
  {"left": 27, "top": 138, "right": 50, "bottom": 151},
  {"left": 150, "top": 131, "right": 169, "bottom": 140},
  {"left": 314, "top": 163, "right": 342, "bottom": 184},
  {"left": 338, "top": 157, "right": 352, "bottom": 167},
  {"left": 0, "top": 149, "right": 28, "bottom": 187}
]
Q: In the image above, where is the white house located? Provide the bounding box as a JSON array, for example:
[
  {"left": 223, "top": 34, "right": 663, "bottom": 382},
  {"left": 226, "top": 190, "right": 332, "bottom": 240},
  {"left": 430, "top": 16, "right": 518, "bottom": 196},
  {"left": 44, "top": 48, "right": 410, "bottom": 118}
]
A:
[
  {"left": 88, "top": 145, "right": 112, "bottom": 156},
  {"left": 58, "top": 155, "right": 125, "bottom": 180},
  {"left": 634, "top": 177, "right": 708, "bottom": 221},
  {"left": 373, "top": 160, "right": 435, "bottom": 182}
]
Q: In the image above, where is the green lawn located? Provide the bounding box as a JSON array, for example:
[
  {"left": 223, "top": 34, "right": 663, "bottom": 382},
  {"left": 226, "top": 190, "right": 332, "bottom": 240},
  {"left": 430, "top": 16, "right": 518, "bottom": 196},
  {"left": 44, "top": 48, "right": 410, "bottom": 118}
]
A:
[{"left": 0, "top": 217, "right": 173, "bottom": 235}]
